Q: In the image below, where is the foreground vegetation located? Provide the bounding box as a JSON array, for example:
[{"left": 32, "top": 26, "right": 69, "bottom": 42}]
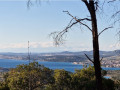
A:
[{"left": 0, "top": 62, "right": 118, "bottom": 90}]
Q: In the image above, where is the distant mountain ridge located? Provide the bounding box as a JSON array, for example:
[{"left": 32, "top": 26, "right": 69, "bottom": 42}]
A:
[{"left": 0, "top": 50, "right": 119, "bottom": 62}]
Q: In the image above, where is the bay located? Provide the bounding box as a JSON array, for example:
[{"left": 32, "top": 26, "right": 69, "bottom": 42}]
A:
[{"left": 0, "top": 59, "right": 120, "bottom": 72}]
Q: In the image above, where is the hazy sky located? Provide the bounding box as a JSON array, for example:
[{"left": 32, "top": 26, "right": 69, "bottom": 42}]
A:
[{"left": 0, "top": 1, "right": 119, "bottom": 52}]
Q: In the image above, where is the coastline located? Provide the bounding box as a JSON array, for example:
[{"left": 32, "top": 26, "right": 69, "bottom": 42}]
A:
[{"left": 72, "top": 61, "right": 120, "bottom": 68}]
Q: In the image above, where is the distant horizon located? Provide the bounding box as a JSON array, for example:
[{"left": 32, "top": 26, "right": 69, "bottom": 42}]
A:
[{"left": 0, "top": 49, "right": 118, "bottom": 53}]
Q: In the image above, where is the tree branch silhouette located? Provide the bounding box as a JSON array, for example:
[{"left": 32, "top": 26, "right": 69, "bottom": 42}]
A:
[
  {"left": 84, "top": 53, "right": 94, "bottom": 64},
  {"left": 50, "top": 11, "right": 93, "bottom": 46},
  {"left": 98, "top": 26, "right": 113, "bottom": 36}
]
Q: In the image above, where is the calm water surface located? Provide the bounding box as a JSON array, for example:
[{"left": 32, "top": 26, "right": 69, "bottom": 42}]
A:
[{"left": 0, "top": 59, "right": 120, "bottom": 72}]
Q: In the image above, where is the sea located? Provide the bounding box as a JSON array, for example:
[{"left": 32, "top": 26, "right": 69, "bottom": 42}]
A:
[{"left": 0, "top": 59, "right": 120, "bottom": 72}]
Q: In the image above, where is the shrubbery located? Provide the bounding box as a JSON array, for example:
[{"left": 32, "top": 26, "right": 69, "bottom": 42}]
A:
[{"left": 0, "top": 62, "right": 116, "bottom": 90}]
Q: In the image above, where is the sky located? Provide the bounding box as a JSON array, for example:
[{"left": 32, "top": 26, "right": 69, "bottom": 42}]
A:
[{"left": 0, "top": 0, "right": 119, "bottom": 53}]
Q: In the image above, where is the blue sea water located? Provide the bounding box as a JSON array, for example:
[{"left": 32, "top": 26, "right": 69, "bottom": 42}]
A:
[{"left": 0, "top": 59, "right": 120, "bottom": 72}]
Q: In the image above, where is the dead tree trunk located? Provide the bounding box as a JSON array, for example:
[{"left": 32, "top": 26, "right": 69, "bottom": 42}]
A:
[
  {"left": 50, "top": 0, "right": 106, "bottom": 89},
  {"left": 92, "top": 9, "right": 102, "bottom": 90},
  {"left": 83, "top": 1, "right": 102, "bottom": 90}
]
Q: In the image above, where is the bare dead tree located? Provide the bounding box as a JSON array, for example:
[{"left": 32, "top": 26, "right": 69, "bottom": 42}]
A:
[
  {"left": 50, "top": 1, "right": 113, "bottom": 90},
  {"left": 27, "top": 0, "right": 113, "bottom": 90}
]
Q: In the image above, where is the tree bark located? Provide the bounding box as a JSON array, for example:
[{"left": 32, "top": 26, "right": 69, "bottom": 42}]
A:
[
  {"left": 90, "top": 1, "right": 102, "bottom": 90},
  {"left": 83, "top": 1, "right": 103, "bottom": 90}
]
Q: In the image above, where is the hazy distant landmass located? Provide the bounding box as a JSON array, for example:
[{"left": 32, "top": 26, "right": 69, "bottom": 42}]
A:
[{"left": 0, "top": 50, "right": 119, "bottom": 63}]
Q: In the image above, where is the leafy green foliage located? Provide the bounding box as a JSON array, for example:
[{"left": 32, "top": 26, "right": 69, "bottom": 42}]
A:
[
  {"left": 0, "top": 82, "right": 9, "bottom": 90},
  {"left": 1, "top": 64, "right": 115, "bottom": 90},
  {"left": 45, "top": 69, "right": 71, "bottom": 90},
  {"left": 6, "top": 62, "right": 54, "bottom": 90},
  {"left": 70, "top": 65, "right": 96, "bottom": 90},
  {"left": 46, "top": 65, "right": 114, "bottom": 90},
  {"left": 102, "top": 78, "right": 114, "bottom": 90},
  {"left": 54, "top": 69, "right": 71, "bottom": 90}
]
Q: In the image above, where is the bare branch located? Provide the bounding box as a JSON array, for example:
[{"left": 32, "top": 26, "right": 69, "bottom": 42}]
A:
[
  {"left": 65, "top": 21, "right": 78, "bottom": 32},
  {"left": 63, "top": 11, "right": 92, "bottom": 32},
  {"left": 108, "top": 0, "right": 116, "bottom": 3},
  {"left": 112, "top": 10, "right": 120, "bottom": 18},
  {"left": 82, "top": 0, "right": 91, "bottom": 12},
  {"left": 27, "top": 0, "right": 41, "bottom": 9},
  {"left": 50, "top": 18, "right": 78, "bottom": 46},
  {"left": 94, "top": 1, "right": 99, "bottom": 11},
  {"left": 113, "top": 19, "right": 120, "bottom": 25},
  {"left": 84, "top": 53, "right": 94, "bottom": 63},
  {"left": 79, "top": 22, "right": 92, "bottom": 32},
  {"left": 100, "top": 57, "right": 103, "bottom": 62},
  {"left": 50, "top": 10, "right": 93, "bottom": 46},
  {"left": 78, "top": 18, "right": 91, "bottom": 21},
  {"left": 27, "top": 0, "right": 33, "bottom": 9},
  {"left": 63, "top": 11, "right": 91, "bottom": 22},
  {"left": 49, "top": 31, "right": 65, "bottom": 46},
  {"left": 116, "top": 29, "right": 120, "bottom": 42},
  {"left": 98, "top": 26, "right": 113, "bottom": 36},
  {"left": 50, "top": 11, "right": 92, "bottom": 46}
]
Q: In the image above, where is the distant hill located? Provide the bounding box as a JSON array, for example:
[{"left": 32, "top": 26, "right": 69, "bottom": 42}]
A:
[{"left": 0, "top": 50, "right": 119, "bottom": 62}]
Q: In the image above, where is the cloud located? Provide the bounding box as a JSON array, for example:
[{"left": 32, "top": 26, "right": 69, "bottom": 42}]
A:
[
  {"left": 1, "top": 41, "right": 114, "bottom": 52},
  {"left": 0, "top": 42, "right": 54, "bottom": 49},
  {"left": 108, "top": 43, "right": 120, "bottom": 50},
  {"left": 98, "top": 43, "right": 120, "bottom": 51},
  {"left": 30, "top": 42, "right": 53, "bottom": 48}
]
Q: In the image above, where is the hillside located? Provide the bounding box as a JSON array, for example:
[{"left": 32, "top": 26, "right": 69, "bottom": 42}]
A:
[{"left": 0, "top": 50, "right": 119, "bottom": 63}]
